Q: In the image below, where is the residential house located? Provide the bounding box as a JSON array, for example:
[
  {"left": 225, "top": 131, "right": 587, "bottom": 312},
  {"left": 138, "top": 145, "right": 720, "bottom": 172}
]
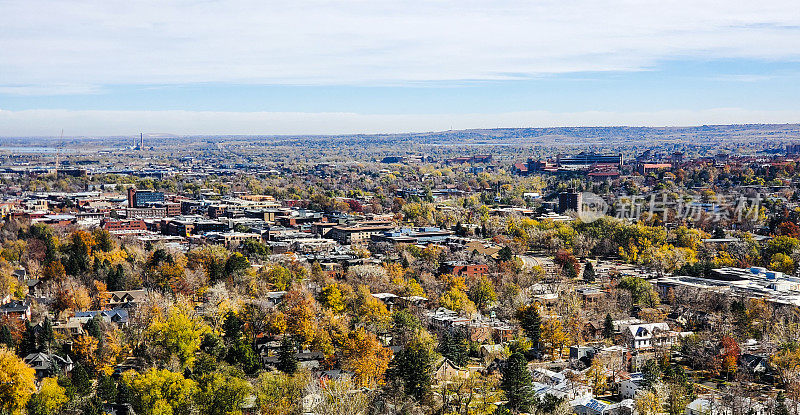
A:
[{"left": 23, "top": 352, "right": 74, "bottom": 378}]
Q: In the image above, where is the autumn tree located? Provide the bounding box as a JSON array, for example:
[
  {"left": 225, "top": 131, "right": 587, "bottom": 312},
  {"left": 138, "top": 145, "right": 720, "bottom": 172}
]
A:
[
  {"left": 125, "top": 368, "right": 199, "bottom": 415},
  {"left": 147, "top": 305, "right": 209, "bottom": 367},
  {"left": 468, "top": 276, "right": 497, "bottom": 311},
  {"left": 339, "top": 327, "right": 393, "bottom": 387},
  {"left": 27, "top": 377, "right": 68, "bottom": 415},
  {"left": 0, "top": 347, "right": 37, "bottom": 415},
  {"left": 196, "top": 372, "right": 252, "bottom": 415}
]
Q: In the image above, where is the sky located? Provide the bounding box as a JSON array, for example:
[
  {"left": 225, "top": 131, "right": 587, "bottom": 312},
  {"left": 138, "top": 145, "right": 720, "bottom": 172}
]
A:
[{"left": 2, "top": 0, "right": 800, "bottom": 136}]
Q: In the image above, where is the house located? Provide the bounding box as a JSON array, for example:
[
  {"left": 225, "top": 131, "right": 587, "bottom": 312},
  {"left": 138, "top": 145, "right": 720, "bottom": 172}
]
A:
[
  {"left": 618, "top": 372, "right": 645, "bottom": 399},
  {"left": 107, "top": 289, "right": 148, "bottom": 309},
  {"left": 53, "top": 319, "right": 85, "bottom": 336},
  {"left": 103, "top": 403, "right": 136, "bottom": 415},
  {"left": 479, "top": 344, "right": 504, "bottom": 358},
  {"left": 0, "top": 299, "right": 32, "bottom": 320},
  {"left": 569, "top": 345, "right": 597, "bottom": 365},
  {"left": 572, "top": 396, "right": 634, "bottom": 415},
  {"left": 441, "top": 261, "right": 489, "bottom": 278},
  {"left": 624, "top": 322, "right": 678, "bottom": 350},
  {"left": 531, "top": 367, "right": 592, "bottom": 401},
  {"left": 23, "top": 352, "right": 74, "bottom": 378},
  {"left": 73, "top": 309, "right": 130, "bottom": 326},
  {"left": 740, "top": 353, "right": 770, "bottom": 376},
  {"left": 432, "top": 358, "right": 470, "bottom": 383}
]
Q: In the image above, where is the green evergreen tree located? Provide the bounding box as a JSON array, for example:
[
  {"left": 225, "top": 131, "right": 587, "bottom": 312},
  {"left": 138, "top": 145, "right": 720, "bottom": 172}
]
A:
[
  {"left": 498, "top": 246, "right": 514, "bottom": 262},
  {"left": 72, "top": 363, "right": 92, "bottom": 396},
  {"left": 517, "top": 305, "right": 541, "bottom": 349},
  {"left": 277, "top": 337, "right": 297, "bottom": 374},
  {"left": 583, "top": 261, "right": 596, "bottom": 283},
  {"left": 38, "top": 318, "right": 54, "bottom": 352},
  {"left": 85, "top": 315, "right": 103, "bottom": 341},
  {"left": 603, "top": 313, "right": 614, "bottom": 339},
  {"left": 0, "top": 325, "right": 14, "bottom": 350},
  {"left": 501, "top": 352, "right": 534, "bottom": 412},
  {"left": 388, "top": 342, "right": 433, "bottom": 400},
  {"left": 19, "top": 321, "right": 37, "bottom": 356},
  {"left": 439, "top": 330, "right": 469, "bottom": 367},
  {"left": 97, "top": 374, "right": 117, "bottom": 402}
]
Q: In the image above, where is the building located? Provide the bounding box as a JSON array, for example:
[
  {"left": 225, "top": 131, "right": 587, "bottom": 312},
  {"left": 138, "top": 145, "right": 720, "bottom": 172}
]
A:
[
  {"left": 624, "top": 322, "right": 678, "bottom": 350},
  {"left": 328, "top": 222, "right": 395, "bottom": 245},
  {"left": 24, "top": 353, "right": 74, "bottom": 378},
  {"left": 557, "top": 152, "right": 624, "bottom": 169},
  {"left": 127, "top": 188, "right": 165, "bottom": 208},
  {"left": 619, "top": 372, "right": 645, "bottom": 399},
  {"left": 0, "top": 299, "right": 31, "bottom": 320},
  {"left": 102, "top": 218, "right": 147, "bottom": 233},
  {"left": 558, "top": 191, "right": 582, "bottom": 214},
  {"left": 441, "top": 261, "right": 489, "bottom": 278}
]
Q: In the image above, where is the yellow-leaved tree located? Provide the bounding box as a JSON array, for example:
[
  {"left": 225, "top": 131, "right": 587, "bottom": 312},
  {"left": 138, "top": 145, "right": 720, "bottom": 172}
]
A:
[
  {"left": 27, "top": 377, "right": 68, "bottom": 415},
  {"left": 148, "top": 305, "right": 209, "bottom": 367},
  {"left": 0, "top": 347, "right": 37, "bottom": 415}
]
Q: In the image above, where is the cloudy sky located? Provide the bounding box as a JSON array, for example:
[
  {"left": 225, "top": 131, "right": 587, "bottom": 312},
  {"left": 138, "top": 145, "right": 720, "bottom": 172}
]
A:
[{"left": 2, "top": 0, "right": 800, "bottom": 136}]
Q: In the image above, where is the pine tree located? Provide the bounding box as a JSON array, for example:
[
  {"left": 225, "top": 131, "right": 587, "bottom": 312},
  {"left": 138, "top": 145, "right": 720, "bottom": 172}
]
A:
[
  {"left": 277, "top": 337, "right": 297, "bottom": 374},
  {"left": 388, "top": 341, "right": 433, "bottom": 400},
  {"left": 72, "top": 363, "right": 91, "bottom": 396},
  {"left": 0, "top": 325, "right": 14, "bottom": 350},
  {"left": 516, "top": 305, "right": 541, "bottom": 350},
  {"left": 603, "top": 313, "right": 614, "bottom": 339},
  {"left": 19, "top": 321, "right": 37, "bottom": 356},
  {"left": 439, "top": 330, "right": 469, "bottom": 367},
  {"left": 501, "top": 352, "right": 534, "bottom": 412},
  {"left": 38, "top": 318, "right": 53, "bottom": 352},
  {"left": 583, "top": 261, "right": 596, "bottom": 283}
]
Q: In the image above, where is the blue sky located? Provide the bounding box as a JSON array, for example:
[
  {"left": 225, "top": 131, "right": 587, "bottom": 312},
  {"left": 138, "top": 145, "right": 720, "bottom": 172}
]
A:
[{"left": 1, "top": 1, "right": 800, "bottom": 135}]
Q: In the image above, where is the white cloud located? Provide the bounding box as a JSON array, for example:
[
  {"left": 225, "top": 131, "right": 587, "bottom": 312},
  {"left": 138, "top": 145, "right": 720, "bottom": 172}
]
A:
[
  {"left": 1, "top": 108, "right": 798, "bottom": 136},
  {"left": 1, "top": 0, "right": 800, "bottom": 89}
]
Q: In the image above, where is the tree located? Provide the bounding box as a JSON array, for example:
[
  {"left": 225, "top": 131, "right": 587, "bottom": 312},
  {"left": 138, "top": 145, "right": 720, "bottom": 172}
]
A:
[
  {"left": 148, "top": 306, "right": 208, "bottom": 367},
  {"left": 38, "top": 318, "right": 54, "bottom": 353},
  {"left": 501, "top": 352, "right": 534, "bottom": 412},
  {"left": 196, "top": 372, "right": 252, "bottom": 415},
  {"left": 582, "top": 261, "right": 596, "bottom": 283},
  {"left": 498, "top": 246, "right": 514, "bottom": 262},
  {"left": 602, "top": 313, "right": 614, "bottom": 339},
  {"left": 125, "top": 368, "right": 198, "bottom": 415},
  {"left": 469, "top": 277, "right": 497, "bottom": 311},
  {"left": 541, "top": 317, "right": 568, "bottom": 358},
  {"left": 339, "top": 327, "right": 392, "bottom": 387},
  {"left": 0, "top": 347, "right": 37, "bottom": 415},
  {"left": 720, "top": 335, "right": 740, "bottom": 379},
  {"left": 516, "top": 305, "right": 542, "bottom": 349},
  {"left": 255, "top": 372, "right": 310, "bottom": 415},
  {"left": 554, "top": 250, "right": 579, "bottom": 279},
  {"left": 224, "top": 252, "right": 250, "bottom": 280},
  {"left": 71, "top": 363, "right": 92, "bottom": 396},
  {"left": 438, "top": 330, "right": 469, "bottom": 367},
  {"left": 635, "top": 391, "right": 662, "bottom": 415},
  {"left": 387, "top": 332, "right": 435, "bottom": 400},
  {"left": 27, "top": 377, "right": 68, "bottom": 415},
  {"left": 0, "top": 325, "right": 14, "bottom": 350},
  {"left": 586, "top": 358, "right": 607, "bottom": 395},
  {"left": 97, "top": 373, "right": 117, "bottom": 402},
  {"left": 318, "top": 284, "right": 345, "bottom": 313},
  {"left": 277, "top": 336, "right": 297, "bottom": 374},
  {"left": 19, "top": 321, "right": 38, "bottom": 356}
]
